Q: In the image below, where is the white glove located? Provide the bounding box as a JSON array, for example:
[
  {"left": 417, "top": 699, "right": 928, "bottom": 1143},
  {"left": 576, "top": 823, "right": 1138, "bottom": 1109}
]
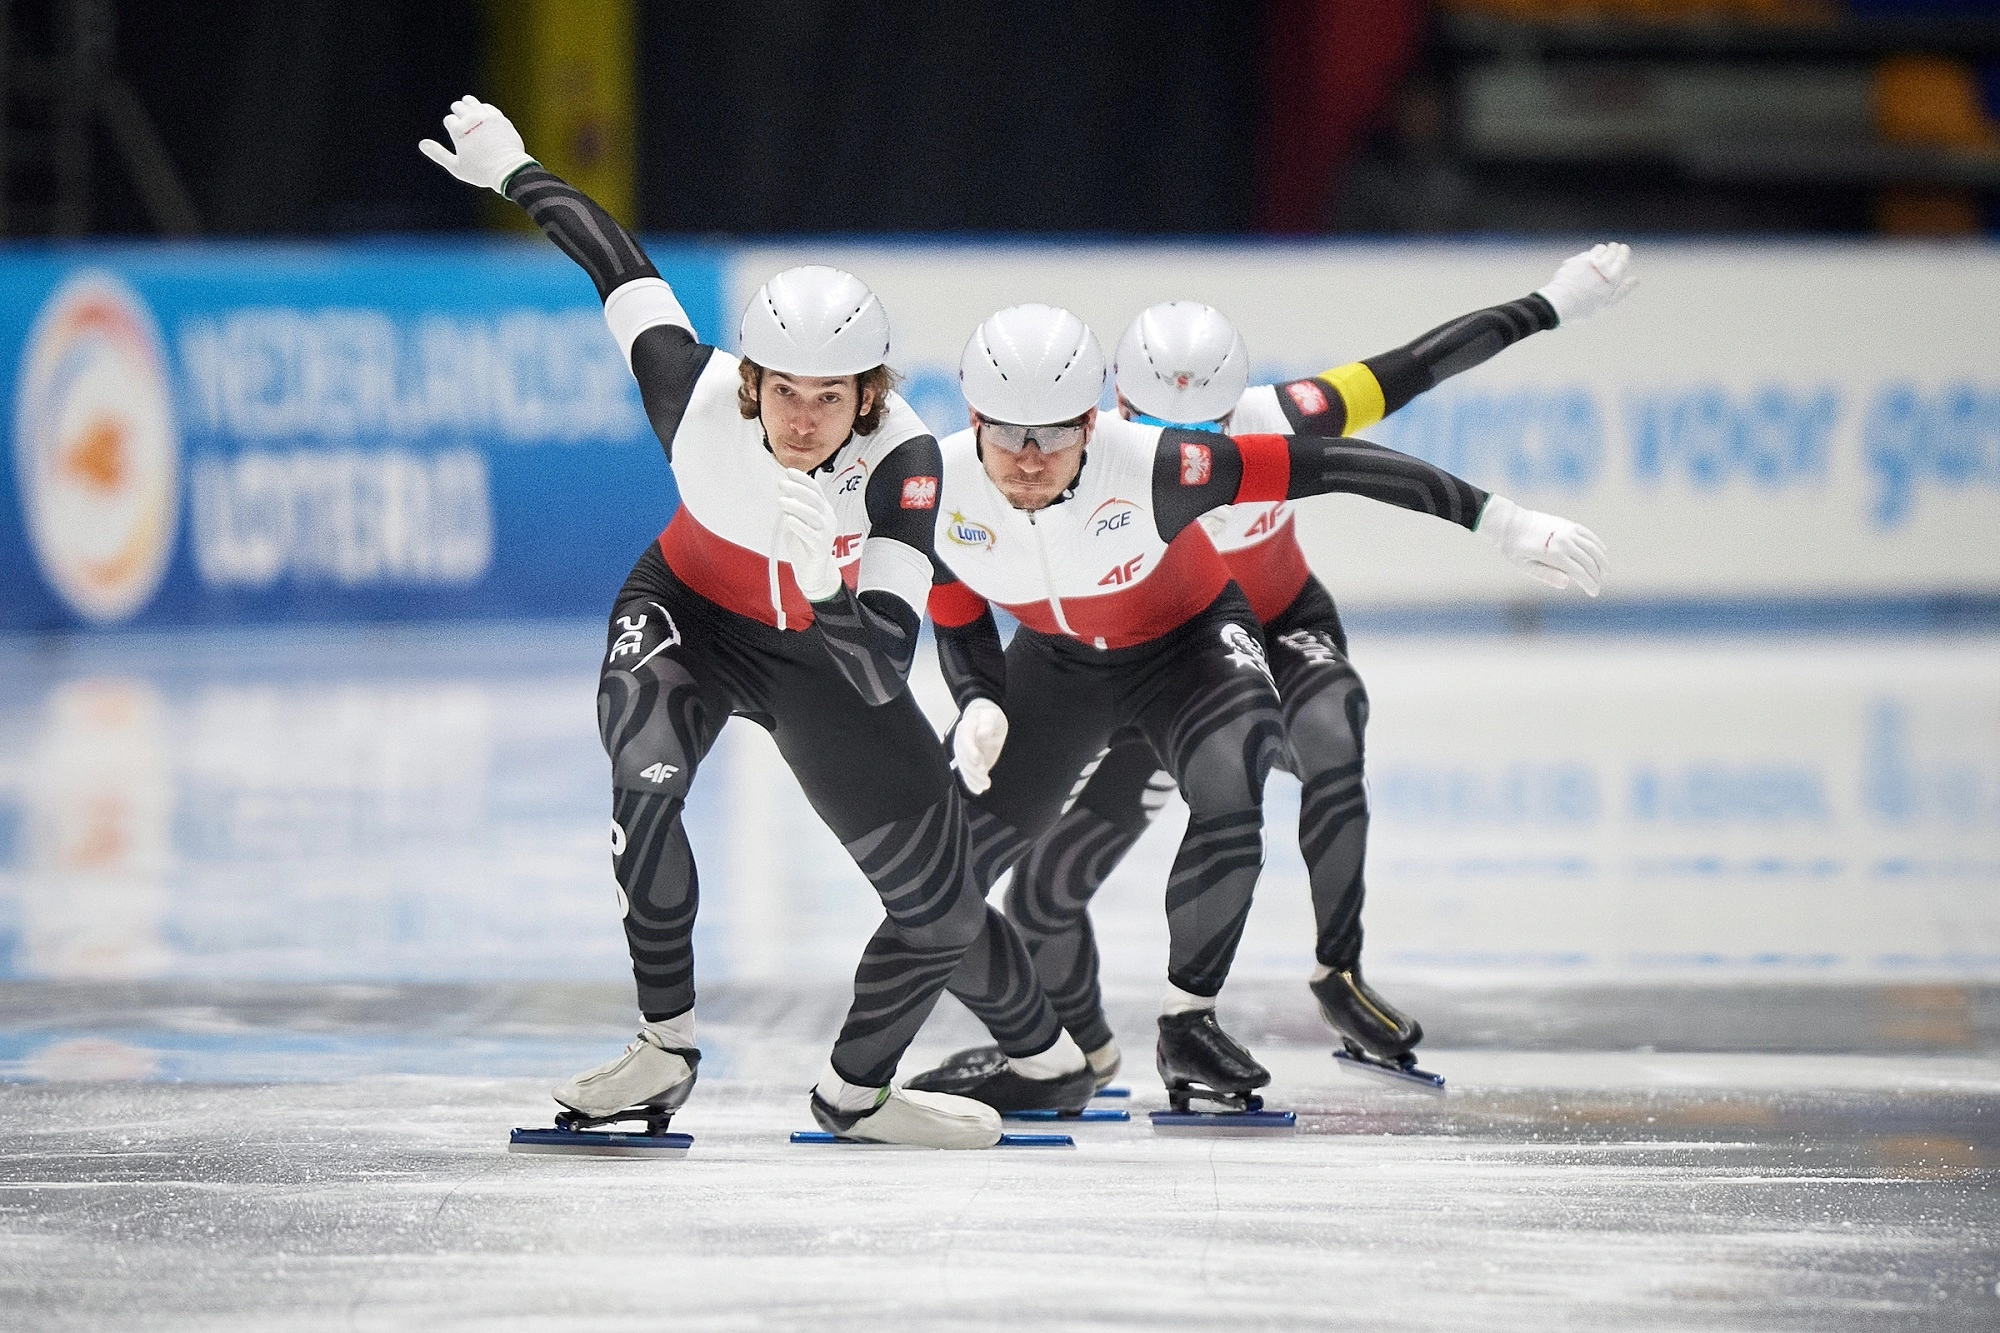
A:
[
  {"left": 1478, "top": 495, "right": 1608, "bottom": 597},
  {"left": 776, "top": 468, "right": 843, "bottom": 601},
  {"left": 1536, "top": 243, "right": 1638, "bottom": 326},
  {"left": 419, "top": 95, "right": 536, "bottom": 194},
  {"left": 950, "top": 699, "right": 1009, "bottom": 796}
]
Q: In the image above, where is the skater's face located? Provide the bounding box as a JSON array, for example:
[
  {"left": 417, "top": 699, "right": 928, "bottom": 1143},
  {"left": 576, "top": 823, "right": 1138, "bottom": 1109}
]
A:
[
  {"left": 760, "top": 372, "right": 876, "bottom": 471},
  {"left": 975, "top": 409, "right": 1094, "bottom": 511}
]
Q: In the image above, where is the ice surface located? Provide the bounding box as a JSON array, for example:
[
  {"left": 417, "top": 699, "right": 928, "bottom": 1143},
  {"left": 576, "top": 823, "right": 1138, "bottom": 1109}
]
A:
[{"left": 0, "top": 623, "right": 1996, "bottom": 1329}]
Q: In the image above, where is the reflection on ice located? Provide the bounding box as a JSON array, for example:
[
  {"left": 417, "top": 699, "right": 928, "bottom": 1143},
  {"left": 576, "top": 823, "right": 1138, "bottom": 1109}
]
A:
[
  {"left": 0, "top": 626, "right": 1995, "bottom": 987},
  {"left": 19, "top": 679, "right": 174, "bottom": 979}
]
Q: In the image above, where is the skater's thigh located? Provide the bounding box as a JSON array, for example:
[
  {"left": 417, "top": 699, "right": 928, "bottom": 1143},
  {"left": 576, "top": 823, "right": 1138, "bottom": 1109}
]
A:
[
  {"left": 1069, "top": 727, "right": 1174, "bottom": 832},
  {"left": 769, "top": 667, "right": 953, "bottom": 842},
  {"left": 1266, "top": 622, "right": 1367, "bottom": 780},
  {"left": 976, "top": 637, "right": 1119, "bottom": 841},
  {"left": 599, "top": 597, "right": 730, "bottom": 803},
  {"left": 1129, "top": 616, "right": 1285, "bottom": 815}
]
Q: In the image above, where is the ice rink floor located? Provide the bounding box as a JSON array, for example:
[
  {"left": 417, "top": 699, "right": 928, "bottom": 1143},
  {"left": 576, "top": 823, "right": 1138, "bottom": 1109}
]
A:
[{"left": 1, "top": 620, "right": 1997, "bottom": 1330}]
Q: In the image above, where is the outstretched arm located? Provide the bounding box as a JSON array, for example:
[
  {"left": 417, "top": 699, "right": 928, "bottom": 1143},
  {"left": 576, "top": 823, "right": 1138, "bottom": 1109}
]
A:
[
  {"left": 1151, "top": 429, "right": 1606, "bottom": 595},
  {"left": 1256, "top": 244, "right": 1636, "bottom": 439},
  {"left": 421, "top": 96, "right": 712, "bottom": 459}
]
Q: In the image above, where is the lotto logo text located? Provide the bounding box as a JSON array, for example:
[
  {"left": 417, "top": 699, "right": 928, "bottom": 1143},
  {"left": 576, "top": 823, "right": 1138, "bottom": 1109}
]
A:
[
  {"left": 1287, "top": 380, "right": 1329, "bottom": 416},
  {"left": 901, "top": 475, "right": 938, "bottom": 509},
  {"left": 1180, "top": 442, "right": 1212, "bottom": 486},
  {"left": 946, "top": 511, "right": 996, "bottom": 550}
]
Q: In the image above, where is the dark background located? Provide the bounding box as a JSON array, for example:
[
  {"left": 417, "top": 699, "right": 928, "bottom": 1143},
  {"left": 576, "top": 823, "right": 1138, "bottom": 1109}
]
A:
[{"left": 3, "top": 0, "right": 1998, "bottom": 238}]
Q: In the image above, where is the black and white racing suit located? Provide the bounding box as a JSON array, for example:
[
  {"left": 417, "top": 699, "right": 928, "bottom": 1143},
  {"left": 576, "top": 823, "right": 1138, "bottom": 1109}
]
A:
[
  {"left": 504, "top": 165, "right": 1064, "bottom": 1086},
  {"left": 1002, "top": 294, "right": 1562, "bottom": 1051},
  {"left": 925, "top": 410, "right": 1491, "bottom": 1023}
]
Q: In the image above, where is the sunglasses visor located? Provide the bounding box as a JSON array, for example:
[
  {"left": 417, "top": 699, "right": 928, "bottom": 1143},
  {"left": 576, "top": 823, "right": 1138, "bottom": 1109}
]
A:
[{"left": 979, "top": 418, "right": 1089, "bottom": 454}]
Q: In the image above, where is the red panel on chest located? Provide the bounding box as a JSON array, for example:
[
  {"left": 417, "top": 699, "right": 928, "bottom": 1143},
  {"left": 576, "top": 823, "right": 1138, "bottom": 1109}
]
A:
[{"left": 1000, "top": 527, "right": 1231, "bottom": 649}]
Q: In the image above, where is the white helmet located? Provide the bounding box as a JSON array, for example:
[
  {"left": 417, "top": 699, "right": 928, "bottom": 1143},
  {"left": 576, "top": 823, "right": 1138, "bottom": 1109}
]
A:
[
  {"left": 1114, "top": 301, "right": 1249, "bottom": 424},
  {"left": 738, "top": 265, "right": 890, "bottom": 376},
  {"left": 959, "top": 304, "right": 1106, "bottom": 425}
]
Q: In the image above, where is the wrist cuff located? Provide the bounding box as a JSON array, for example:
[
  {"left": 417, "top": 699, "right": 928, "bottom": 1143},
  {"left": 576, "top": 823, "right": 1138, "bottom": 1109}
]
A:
[{"left": 496, "top": 157, "right": 540, "bottom": 196}]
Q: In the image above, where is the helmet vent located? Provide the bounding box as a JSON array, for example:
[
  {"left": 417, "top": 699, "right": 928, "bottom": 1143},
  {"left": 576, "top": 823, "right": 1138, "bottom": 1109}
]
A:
[{"left": 830, "top": 302, "right": 867, "bottom": 337}]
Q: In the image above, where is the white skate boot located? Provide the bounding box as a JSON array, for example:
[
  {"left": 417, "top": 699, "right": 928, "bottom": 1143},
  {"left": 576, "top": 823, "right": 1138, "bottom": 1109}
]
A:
[
  {"left": 1085, "top": 1039, "right": 1122, "bottom": 1091},
  {"left": 810, "top": 1084, "right": 1002, "bottom": 1149},
  {"left": 554, "top": 1029, "right": 699, "bottom": 1121}
]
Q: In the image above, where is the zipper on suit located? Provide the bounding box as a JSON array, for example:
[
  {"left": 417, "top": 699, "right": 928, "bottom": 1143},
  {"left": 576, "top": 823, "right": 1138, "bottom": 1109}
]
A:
[
  {"left": 1028, "top": 511, "right": 1076, "bottom": 638},
  {"left": 768, "top": 514, "right": 787, "bottom": 632}
]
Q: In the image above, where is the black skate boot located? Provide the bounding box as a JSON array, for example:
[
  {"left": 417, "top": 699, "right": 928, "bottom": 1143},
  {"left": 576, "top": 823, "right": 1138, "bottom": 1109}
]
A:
[
  {"left": 1154, "top": 1009, "right": 1270, "bottom": 1113},
  {"left": 1311, "top": 966, "right": 1445, "bottom": 1093},
  {"left": 904, "top": 1045, "right": 1096, "bottom": 1114}
]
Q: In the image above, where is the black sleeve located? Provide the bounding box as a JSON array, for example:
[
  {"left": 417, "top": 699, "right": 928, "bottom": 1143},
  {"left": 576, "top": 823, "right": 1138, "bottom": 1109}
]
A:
[
  {"left": 863, "top": 434, "right": 946, "bottom": 576},
  {"left": 1271, "top": 293, "right": 1558, "bottom": 437},
  {"left": 629, "top": 327, "right": 717, "bottom": 466},
  {"left": 798, "top": 436, "right": 948, "bottom": 706},
  {"left": 1149, "top": 428, "right": 1488, "bottom": 540},
  {"left": 503, "top": 163, "right": 714, "bottom": 463},
  {"left": 805, "top": 586, "right": 919, "bottom": 707},
  {"left": 1279, "top": 435, "right": 1487, "bottom": 529},
  {"left": 1360, "top": 293, "right": 1557, "bottom": 422},
  {"left": 1149, "top": 427, "right": 1246, "bottom": 540},
  {"left": 937, "top": 607, "right": 1007, "bottom": 710},
  {"left": 503, "top": 164, "right": 657, "bottom": 299}
]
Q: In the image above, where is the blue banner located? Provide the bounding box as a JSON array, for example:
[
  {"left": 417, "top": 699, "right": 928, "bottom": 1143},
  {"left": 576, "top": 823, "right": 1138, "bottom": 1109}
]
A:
[{"left": 0, "top": 240, "right": 725, "bottom": 632}]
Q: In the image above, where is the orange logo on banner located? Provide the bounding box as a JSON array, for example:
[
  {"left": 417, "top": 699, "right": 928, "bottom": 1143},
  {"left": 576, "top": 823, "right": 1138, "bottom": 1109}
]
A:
[{"left": 13, "top": 272, "right": 180, "bottom": 623}]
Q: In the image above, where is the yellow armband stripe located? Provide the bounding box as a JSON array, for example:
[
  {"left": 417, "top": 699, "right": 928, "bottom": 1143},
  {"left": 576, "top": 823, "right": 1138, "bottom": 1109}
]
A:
[{"left": 1318, "top": 362, "right": 1385, "bottom": 435}]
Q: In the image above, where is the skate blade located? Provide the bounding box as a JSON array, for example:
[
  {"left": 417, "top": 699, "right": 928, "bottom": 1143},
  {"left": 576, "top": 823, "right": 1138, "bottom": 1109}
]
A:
[
  {"left": 789, "top": 1131, "right": 1075, "bottom": 1148},
  {"left": 508, "top": 1126, "right": 692, "bottom": 1157},
  {"left": 1149, "top": 1109, "right": 1295, "bottom": 1135},
  {"left": 1332, "top": 1049, "right": 1447, "bottom": 1095},
  {"left": 1091, "top": 1086, "right": 1130, "bottom": 1099},
  {"left": 1002, "top": 1107, "right": 1130, "bottom": 1123}
]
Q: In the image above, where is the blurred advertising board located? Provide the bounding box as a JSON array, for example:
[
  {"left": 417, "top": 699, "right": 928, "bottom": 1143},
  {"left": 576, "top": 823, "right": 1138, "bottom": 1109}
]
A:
[
  {"left": 0, "top": 242, "right": 724, "bottom": 632},
  {"left": 735, "top": 242, "right": 2000, "bottom": 625},
  {"left": 5, "top": 240, "right": 1996, "bottom": 632}
]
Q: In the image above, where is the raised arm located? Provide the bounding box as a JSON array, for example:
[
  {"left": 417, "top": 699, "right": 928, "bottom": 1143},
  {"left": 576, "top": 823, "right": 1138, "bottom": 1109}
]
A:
[
  {"left": 421, "top": 96, "right": 713, "bottom": 458},
  {"left": 1258, "top": 244, "right": 1636, "bottom": 439}
]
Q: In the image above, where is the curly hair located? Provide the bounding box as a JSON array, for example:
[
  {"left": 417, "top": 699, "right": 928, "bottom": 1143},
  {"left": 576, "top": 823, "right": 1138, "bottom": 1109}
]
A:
[{"left": 737, "top": 359, "right": 900, "bottom": 436}]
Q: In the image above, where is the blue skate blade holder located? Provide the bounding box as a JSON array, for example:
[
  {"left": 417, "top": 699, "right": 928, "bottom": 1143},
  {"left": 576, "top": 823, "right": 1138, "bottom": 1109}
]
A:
[
  {"left": 790, "top": 1131, "right": 1075, "bottom": 1148},
  {"left": 1091, "top": 1086, "right": 1130, "bottom": 1098},
  {"left": 509, "top": 1126, "right": 694, "bottom": 1157},
  {"left": 1003, "top": 1107, "right": 1130, "bottom": 1123},
  {"left": 1149, "top": 1109, "right": 1297, "bottom": 1135},
  {"left": 1333, "top": 1049, "right": 1447, "bottom": 1095}
]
